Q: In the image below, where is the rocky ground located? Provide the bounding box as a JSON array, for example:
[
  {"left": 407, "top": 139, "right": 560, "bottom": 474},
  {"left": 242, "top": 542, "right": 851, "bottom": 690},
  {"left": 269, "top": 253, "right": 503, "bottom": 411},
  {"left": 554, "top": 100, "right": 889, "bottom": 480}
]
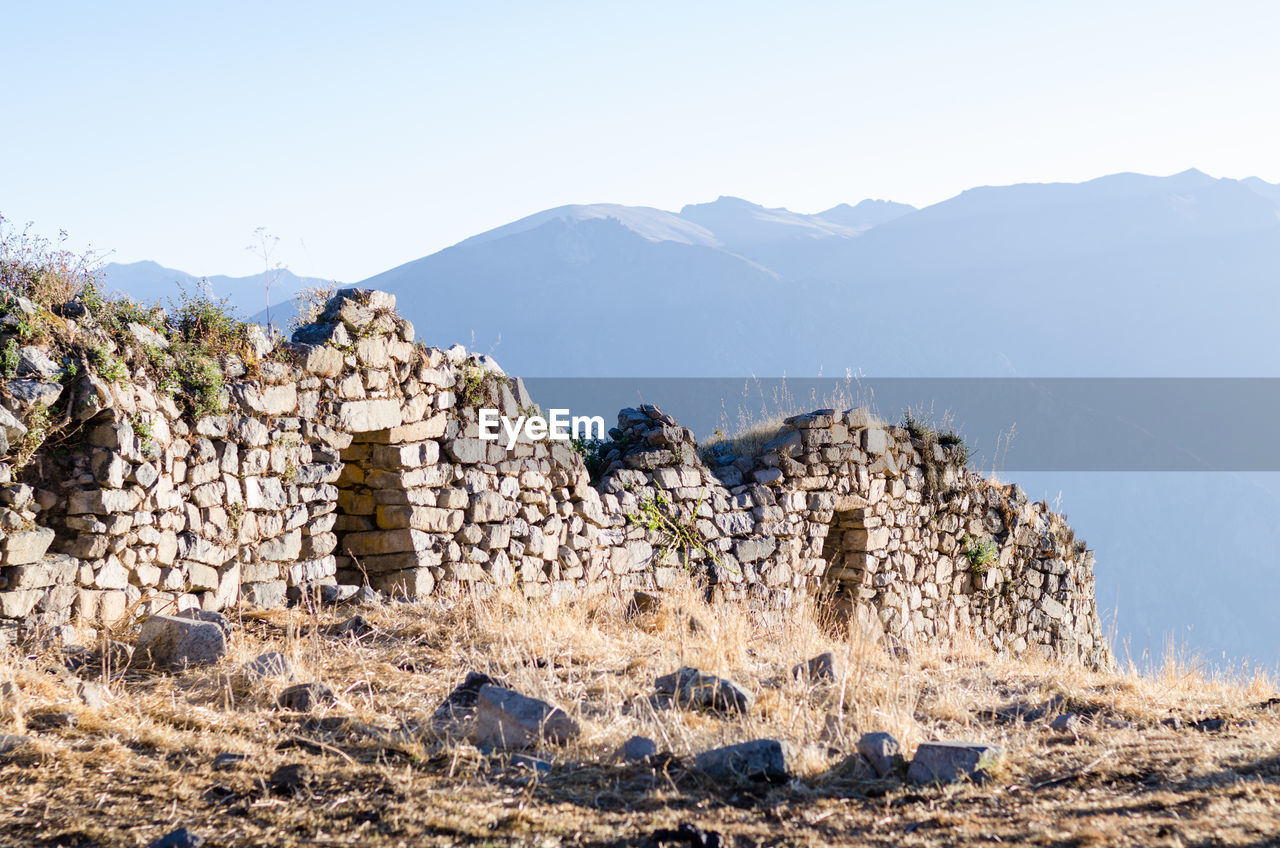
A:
[{"left": 1, "top": 582, "right": 1278, "bottom": 848}]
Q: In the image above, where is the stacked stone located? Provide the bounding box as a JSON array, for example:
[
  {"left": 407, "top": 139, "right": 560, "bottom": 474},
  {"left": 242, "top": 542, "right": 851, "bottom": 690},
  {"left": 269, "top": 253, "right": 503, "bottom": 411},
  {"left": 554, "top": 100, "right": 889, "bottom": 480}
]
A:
[
  {"left": 592, "top": 406, "right": 1106, "bottom": 666},
  {"left": 0, "top": 480, "right": 67, "bottom": 644},
  {"left": 740, "top": 409, "right": 1106, "bottom": 666},
  {"left": 296, "top": 290, "right": 618, "bottom": 602},
  {"left": 0, "top": 286, "right": 1107, "bottom": 667},
  {"left": 420, "top": 360, "right": 615, "bottom": 602},
  {"left": 596, "top": 405, "right": 765, "bottom": 598}
]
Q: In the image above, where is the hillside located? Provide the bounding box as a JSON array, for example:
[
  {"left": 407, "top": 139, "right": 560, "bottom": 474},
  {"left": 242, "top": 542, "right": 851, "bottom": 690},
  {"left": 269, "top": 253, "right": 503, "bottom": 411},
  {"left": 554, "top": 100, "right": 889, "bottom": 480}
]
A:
[{"left": 1, "top": 584, "right": 1276, "bottom": 847}]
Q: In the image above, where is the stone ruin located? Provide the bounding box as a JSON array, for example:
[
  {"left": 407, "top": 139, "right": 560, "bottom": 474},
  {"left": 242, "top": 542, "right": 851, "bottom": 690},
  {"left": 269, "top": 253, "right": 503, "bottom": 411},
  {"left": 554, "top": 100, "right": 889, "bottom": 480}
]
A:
[{"left": 0, "top": 288, "right": 1109, "bottom": 667}]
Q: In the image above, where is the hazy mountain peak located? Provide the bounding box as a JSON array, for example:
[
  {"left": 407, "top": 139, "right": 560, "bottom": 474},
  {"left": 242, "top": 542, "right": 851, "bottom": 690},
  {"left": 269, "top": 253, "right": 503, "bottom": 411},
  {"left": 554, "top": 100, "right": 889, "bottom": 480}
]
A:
[
  {"left": 816, "top": 198, "right": 916, "bottom": 230},
  {"left": 457, "top": 203, "right": 721, "bottom": 249},
  {"left": 678, "top": 196, "right": 867, "bottom": 244}
]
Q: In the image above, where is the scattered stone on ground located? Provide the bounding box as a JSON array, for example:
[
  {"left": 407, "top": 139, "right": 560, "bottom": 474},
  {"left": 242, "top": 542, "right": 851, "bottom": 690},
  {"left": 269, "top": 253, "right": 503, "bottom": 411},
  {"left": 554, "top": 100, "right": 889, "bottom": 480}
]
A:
[
  {"left": 212, "top": 752, "right": 250, "bottom": 771},
  {"left": 27, "top": 711, "right": 76, "bottom": 731},
  {"left": 907, "top": 741, "right": 1003, "bottom": 784},
  {"left": 146, "top": 827, "right": 205, "bottom": 848},
  {"left": 857, "top": 731, "right": 904, "bottom": 778},
  {"left": 655, "top": 667, "right": 753, "bottom": 715},
  {"left": 1051, "top": 713, "right": 1082, "bottom": 733},
  {"left": 135, "top": 614, "right": 227, "bottom": 669},
  {"left": 792, "top": 651, "right": 842, "bottom": 683},
  {"left": 431, "top": 671, "right": 499, "bottom": 730},
  {"left": 618, "top": 735, "right": 658, "bottom": 763},
  {"left": 277, "top": 682, "right": 336, "bottom": 712},
  {"left": 694, "top": 739, "right": 790, "bottom": 783},
  {"left": 649, "top": 822, "right": 724, "bottom": 848},
  {"left": 473, "top": 684, "right": 580, "bottom": 749},
  {"left": 242, "top": 651, "right": 294, "bottom": 681},
  {"left": 269, "top": 762, "right": 313, "bottom": 795}
]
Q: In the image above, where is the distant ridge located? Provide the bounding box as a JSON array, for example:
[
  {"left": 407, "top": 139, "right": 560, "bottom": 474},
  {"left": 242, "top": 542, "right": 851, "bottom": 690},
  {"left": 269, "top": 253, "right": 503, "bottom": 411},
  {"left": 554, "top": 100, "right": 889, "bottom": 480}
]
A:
[{"left": 100, "top": 260, "right": 328, "bottom": 316}]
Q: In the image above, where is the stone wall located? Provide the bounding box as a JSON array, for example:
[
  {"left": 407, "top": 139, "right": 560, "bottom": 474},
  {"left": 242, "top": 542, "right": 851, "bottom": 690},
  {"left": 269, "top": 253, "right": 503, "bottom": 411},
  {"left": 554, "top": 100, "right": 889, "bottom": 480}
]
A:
[{"left": 0, "top": 288, "right": 1108, "bottom": 666}]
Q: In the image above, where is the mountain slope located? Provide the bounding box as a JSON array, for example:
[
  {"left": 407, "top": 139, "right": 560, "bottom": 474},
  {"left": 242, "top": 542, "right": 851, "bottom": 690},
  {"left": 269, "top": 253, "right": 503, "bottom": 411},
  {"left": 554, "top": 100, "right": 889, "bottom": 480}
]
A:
[{"left": 101, "top": 260, "right": 327, "bottom": 317}]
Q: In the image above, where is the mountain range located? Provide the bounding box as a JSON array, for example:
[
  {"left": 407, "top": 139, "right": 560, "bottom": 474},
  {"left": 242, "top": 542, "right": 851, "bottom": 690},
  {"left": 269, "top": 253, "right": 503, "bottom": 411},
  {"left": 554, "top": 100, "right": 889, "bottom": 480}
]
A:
[
  {"left": 97, "top": 169, "right": 1280, "bottom": 670},
  {"left": 99, "top": 260, "right": 325, "bottom": 321}
]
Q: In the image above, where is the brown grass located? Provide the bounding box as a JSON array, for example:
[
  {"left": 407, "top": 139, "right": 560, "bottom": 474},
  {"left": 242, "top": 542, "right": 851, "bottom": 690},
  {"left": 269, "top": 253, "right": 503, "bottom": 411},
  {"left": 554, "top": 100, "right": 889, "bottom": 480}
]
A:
[{"left": 1, "top": 579, "right": 1278, "bottom": 847}]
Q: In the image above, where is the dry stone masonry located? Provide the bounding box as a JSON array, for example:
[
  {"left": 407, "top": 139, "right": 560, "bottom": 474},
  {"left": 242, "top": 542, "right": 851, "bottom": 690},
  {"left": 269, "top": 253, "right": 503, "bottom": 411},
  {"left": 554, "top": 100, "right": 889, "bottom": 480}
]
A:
[{"left": 0, "top": 288, "right": 1108, "bottom": 667}]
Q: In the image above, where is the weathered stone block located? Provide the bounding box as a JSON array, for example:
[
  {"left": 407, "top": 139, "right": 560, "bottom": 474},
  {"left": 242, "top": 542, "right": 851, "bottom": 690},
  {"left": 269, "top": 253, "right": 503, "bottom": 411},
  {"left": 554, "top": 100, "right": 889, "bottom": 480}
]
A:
[
  {"left": 341, "top": 529, "right": 434, "bottom": 557},
  {"left": 67, "top": 489, "right": 141, "bottom": 515},
  {"left": 857, "top": 731, "right": 904, "bottom": 778},
  {"left": 258, "top": 530, "right": 303, "bottom": 562},
  {"left": 2, "top": 527, "right": 55, "bottom": 565},
  {"left": 0, "top": 590, "right": 40, "bottom": 618},
  {"left": 695, "top": 739, "right": 790, "bottom": 783},
  {"left": 467, "top": 492, "right": 509, "bottom": 523},
  {"left": 474, "top": 684, "right": 579, "bottom": 749},
  {"left": 243, "top": 476, "right": 287, "bottom": 510},
  {"left": 907, "top": 741, "right": 1002, "bottom": 784},
  {"left": 655, "top": 667, "right": 754, "bottom": 714},
  {"left": 337, "top": 398, "right": 402, "bottom": 433},
  {"left": 136, "top": 614, "right": 227, "bottom": 668}
]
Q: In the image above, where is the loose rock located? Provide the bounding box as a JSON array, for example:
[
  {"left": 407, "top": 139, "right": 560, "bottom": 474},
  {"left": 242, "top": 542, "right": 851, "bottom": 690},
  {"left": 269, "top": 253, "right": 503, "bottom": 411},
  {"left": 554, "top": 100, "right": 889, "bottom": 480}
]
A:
[
  {"left": 135, "top": 614, "right": 227, "bottom": 669},
  {"left": 146, "top": 827, "right": 205, "bottom": 848},
  {"left": 474, "top": 684, "right": 579, "bottom": 749},
  {"left": 243, "top": 651, "right": 294, "bottom": 681},
  {"left": 857, "top": 731, "right": 904, "bottom": 778},
  {"left": 907, "top": 741, "right": 1003, "bottom": 784},
  {"left": 792, "top": 651, "right": 842, "bottom": 683},
  {"left": 617, "top": 735, "right": 658, "bottom": 763},
  {"left": 655, "top": 667, "right": 753, "bottom": 715},
  {"left": 694, "top": 739, "right": 790, "bottom": 783},
  {"left": 277, "top": 682, "right": 335, "bottom": 712}
]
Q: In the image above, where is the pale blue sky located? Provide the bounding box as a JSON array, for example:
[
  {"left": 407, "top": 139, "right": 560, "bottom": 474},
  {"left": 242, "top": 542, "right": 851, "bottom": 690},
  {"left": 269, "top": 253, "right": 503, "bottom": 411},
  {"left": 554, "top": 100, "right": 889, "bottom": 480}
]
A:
[{"left": 3, "top": 1, "right": 1277, "bottom": 281}]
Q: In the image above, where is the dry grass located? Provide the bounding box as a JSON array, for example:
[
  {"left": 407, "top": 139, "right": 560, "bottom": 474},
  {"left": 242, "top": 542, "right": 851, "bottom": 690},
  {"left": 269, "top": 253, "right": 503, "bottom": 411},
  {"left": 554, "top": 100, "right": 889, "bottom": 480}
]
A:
[
  {"left": 1, "top": 579, "right": 1278, "bottom": 847},
  {"left": 702, "top": 373, "right": 881, "bottom": 458}
]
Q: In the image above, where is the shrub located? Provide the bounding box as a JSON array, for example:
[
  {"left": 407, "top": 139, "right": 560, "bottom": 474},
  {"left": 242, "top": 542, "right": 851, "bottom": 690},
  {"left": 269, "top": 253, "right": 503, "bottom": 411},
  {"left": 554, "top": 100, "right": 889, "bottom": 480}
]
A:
[
  {"left": 0, "top": 214, "right": 102, "bottom": 308},
  {"left": 167, "top": 284, "right": 247, "bottom": 357},
  {"left": 963, "top": 535, "right": 999, "bottom": 574},
  {"left": 170, "top": 344, "right": 226, "bottom": 418},
  {"left": 571, "top": 436, "right": 611, "bottom": 483},
  {"left": 291, "top": 282, "right": 337, "bottom": 330},
  {"left": 0, "top": 339, "right": 17, "bottom": 379}
]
